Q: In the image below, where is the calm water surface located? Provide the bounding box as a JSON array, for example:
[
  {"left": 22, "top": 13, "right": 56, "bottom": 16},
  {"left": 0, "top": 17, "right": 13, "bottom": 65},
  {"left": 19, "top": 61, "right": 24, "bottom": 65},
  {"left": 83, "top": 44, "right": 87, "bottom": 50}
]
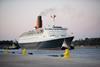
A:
[{"left": 0, "top": 48, "right": 100, "bottom": 60}]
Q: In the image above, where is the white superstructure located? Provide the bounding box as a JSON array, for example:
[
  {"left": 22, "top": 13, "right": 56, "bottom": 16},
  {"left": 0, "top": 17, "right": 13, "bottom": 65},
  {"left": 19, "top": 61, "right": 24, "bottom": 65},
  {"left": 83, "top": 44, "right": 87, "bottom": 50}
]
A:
[{"left": 18, "top": 26, "right": 70, "bottom": 43}]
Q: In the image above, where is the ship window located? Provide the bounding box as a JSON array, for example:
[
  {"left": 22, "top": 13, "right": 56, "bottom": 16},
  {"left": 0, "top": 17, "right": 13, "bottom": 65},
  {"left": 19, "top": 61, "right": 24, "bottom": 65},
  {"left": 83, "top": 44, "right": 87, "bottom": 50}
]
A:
[
  {"left": 50, "top": 35, "right": 55, "bottom": 37},
  {"left": 61, "top": 35, "right": 66, "bottom": 37},
  {"left": 45, "top": 28, "right": 67, "bottom": 30}
]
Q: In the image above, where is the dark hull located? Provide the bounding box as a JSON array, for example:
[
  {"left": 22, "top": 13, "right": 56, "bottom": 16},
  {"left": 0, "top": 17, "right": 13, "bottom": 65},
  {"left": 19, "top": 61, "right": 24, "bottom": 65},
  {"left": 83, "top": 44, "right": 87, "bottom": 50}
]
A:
[
  {"left": 19, "top": 37, "right": 74, "bottom": 49},
  {"left": 65, "top": 37, "right": 74, "bottom": 46},
  {"left": 63, "top": 36, "right": 74, "bottom": 50}
]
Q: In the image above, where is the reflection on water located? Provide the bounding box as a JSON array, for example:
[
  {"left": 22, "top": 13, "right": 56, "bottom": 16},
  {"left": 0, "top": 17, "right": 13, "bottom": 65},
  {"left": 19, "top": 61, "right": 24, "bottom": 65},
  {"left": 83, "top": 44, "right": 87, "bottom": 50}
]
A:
[{"left": 0, "top": 48, "right": 100, "bottom": 60}]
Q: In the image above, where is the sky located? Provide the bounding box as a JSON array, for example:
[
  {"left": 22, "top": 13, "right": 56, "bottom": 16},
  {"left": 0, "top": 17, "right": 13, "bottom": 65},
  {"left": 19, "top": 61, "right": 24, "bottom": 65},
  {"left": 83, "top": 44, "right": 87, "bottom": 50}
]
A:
[{"left": 0, "top": 0, "right": 100, "bottom": 40}]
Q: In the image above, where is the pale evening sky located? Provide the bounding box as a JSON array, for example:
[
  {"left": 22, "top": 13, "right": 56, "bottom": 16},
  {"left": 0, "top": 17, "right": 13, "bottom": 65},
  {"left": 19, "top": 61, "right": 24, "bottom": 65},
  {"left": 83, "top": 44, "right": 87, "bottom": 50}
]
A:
[{"left": 0, "top": 0, "right": 100, "bottom": 40}]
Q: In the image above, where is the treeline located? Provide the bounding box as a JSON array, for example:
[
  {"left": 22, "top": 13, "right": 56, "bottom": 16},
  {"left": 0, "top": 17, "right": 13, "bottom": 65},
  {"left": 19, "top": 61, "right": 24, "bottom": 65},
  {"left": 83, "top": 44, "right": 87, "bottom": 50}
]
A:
[
  {"left": 73, "top": 38, "right": 100, "bottom": 46},
  {"left": 0, "top": 40, "right": 20, "bottom": 49}
]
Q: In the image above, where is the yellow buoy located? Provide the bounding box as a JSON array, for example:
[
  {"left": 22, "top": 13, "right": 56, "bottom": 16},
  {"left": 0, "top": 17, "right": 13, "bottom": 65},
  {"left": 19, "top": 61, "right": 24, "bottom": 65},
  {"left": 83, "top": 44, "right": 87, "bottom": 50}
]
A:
[
  {"left": 22, "top": 48, "right": 27, "bottom": 56},
  {"left": 64, "top": 49, "right": 70, "bottom": 59}
]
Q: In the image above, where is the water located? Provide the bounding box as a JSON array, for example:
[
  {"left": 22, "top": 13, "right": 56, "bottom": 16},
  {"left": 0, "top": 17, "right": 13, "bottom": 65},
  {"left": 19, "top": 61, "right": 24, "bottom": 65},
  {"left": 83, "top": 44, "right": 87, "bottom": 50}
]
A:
[
  {"left": 0, "top": 48, "right": 100, "bottom": 67},
  {"left": 0, "top": 48, "right": 100, "bottom": 60},
  {"left": 70, "top": 48, "right": 100, "bottom": 60}
]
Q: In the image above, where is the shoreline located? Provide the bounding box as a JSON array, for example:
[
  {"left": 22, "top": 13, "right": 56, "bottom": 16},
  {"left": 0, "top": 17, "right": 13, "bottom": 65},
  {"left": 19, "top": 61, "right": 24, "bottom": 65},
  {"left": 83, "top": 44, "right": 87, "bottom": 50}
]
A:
[{"left": 75, "top": 45, "right": 100, "bottom": 49}]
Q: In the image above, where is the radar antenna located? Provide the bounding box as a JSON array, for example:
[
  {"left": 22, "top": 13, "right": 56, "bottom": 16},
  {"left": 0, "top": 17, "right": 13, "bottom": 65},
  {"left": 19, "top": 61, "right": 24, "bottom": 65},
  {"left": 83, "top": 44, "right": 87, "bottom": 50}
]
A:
[{"left": 51, "top": 14, "right": 56, "bottom": 22}]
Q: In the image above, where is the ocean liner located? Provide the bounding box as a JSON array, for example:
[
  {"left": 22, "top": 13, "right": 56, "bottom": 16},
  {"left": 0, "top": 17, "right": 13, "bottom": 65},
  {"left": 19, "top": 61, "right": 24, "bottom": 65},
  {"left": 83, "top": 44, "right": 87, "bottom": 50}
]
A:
[{"left": 18, "top": 15, "right": 74, "bottom": 49}]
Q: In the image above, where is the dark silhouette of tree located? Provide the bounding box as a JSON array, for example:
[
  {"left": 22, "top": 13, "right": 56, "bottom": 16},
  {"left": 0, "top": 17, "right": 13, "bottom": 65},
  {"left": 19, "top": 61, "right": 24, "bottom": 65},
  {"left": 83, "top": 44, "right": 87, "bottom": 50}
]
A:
[
  {"left": 73, "top": 38, "right": 100, "bottom": 47},
  {"left": 0, "top": 40, "right": 20, "bottom": 49}
]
